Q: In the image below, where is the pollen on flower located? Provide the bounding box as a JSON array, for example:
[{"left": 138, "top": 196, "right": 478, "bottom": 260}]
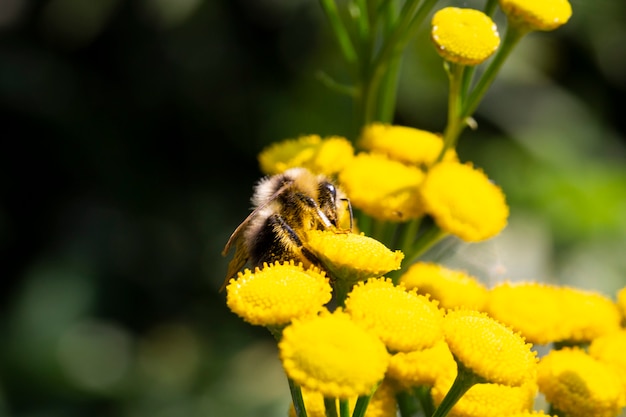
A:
[
  {"left": 344, "top": 278, "right": 444, "bottom": 352},
  {"left": 279, "top": 309, "right": 389, "bottom": 399},
  {"left": 225, "top": 261, "right": 332, "bottom": 326},
  {"left": 443, "top": 309, "right": 537, "bottom": 387},
  {"left": 589, "top": 330, "right": 626, "bottom": 394},
  {"left": 420, "top": 161, "right": 509, "bottom": 242},
  {"left": 432, "top": 371, "right": 537, "bottom": 417},
  {"left": 499, "top": 0, "right": 572, "bottom": 32},
  {"left": 339, "top": 152, "right": 425, "bottom": 221},
  {"left": 359, "top": 123, "right": 457, "bottom": 167},
  {"left": 400, "top": 262, "right": 488, "bottom": 311},
  {"left": 431, "top": 7, "right": 500, "bottom": 66},
  {"left": 306, "top": 230, "right": 404, "bottom": 283},
  {"left": 387, "top": 340, "right": 456, "bottom": 388},
  {"left": 258, "top": 134, "right": 354, "bottom": 176},
  {"left": 486, "top": 282, "right": 622, "bottom": 345},
  {"left": 537, "top": 347, "right": 626, "bottom": 417}
]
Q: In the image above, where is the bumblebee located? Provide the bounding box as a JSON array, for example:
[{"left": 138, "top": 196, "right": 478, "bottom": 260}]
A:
[{"left": 221, "top": 167, "right": 351, "bottom": 290}]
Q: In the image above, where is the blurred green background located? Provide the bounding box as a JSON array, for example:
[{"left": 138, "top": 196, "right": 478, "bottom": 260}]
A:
[{"left": 1, "top": 0, "right": 625, "bottom": 416}]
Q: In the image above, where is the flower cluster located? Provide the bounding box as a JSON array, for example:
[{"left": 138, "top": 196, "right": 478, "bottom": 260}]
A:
[{"left": 218, "top": 0, "right": 626, "bottom": 416}]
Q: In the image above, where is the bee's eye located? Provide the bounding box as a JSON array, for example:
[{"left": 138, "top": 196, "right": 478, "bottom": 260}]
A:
[{"left": 322, "top": 182, "right": 336, "bottom": 200}]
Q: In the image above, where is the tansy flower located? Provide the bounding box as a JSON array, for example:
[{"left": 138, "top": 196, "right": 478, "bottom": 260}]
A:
[
  {"left": 558, "top": 284, "right": 621, "bottom": 342},
  {"left": 487, "top": 282, "right": 621, "bottom": 345},
  {"left": 387, "top": 340, "right": 456, "bottom": 389},
  {"left": 339, "top": 152, "right": 425, "bottom": 221},
  {"left": 431, "top": 373, "right": 537, "bottom": 417},
  {"left": 443, "top": 309, "right": 536, "bottom": 387},
  {"left": 589, "top": 330, "right": 626, "bottom": 393},
  {"left": 258, "top": 135, "right": 354, "bottom": 176},
  {"left": 537, "top": 347, "right": 625, "bottom": 417},
  {"left": 399, "top": 262, "right": 488, "bottom": 310},
  {"left": 420, "top": 161, "right": 509, "bottom": 242},
  {"left": 344, "top": 278, "right": 444, "bottom": 352},
  {"left": 226, "top": 261, "right": 332, "bottom": 326},
  {"left": 486, "top": 282, "right": 562, "bottom": 345},
  {"left": 359, "top": 123, "right": 457, "bottom": 167},
  {"left": 499, "top": 0, "right": 572, "bottom": 32},
  {"left": 279, "top": 309, "right": 389, "bottom": 399},
  {"left": 505, "top": 413, "right": 555, "bottom": 417},
  {"left": 306, "top": 230, "right": 404, "bottom": 284},
  {"left": 431, "top": 7, "right": 500, "bottom": 66},
  {"left": 289, "top": 380, "right": 397, "bottom": 417}
]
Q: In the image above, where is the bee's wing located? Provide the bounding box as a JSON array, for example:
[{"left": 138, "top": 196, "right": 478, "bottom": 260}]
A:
[
  {"left": 221, "top": 181, "right": 291, "bottom": 256},
  {"left": 220, "top": 239, "right": 250, "bottom": 292},
  {"left": 220, "top": 182, "right": 293, "bottom": 292}
]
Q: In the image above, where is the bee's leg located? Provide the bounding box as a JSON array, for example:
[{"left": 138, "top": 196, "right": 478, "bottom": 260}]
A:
[
  {"left": 270, "top": 214, "right": 323, "bottom": 267},
  {"left": 294, "top": 192, "right": 333, "bottom": 228},
  {"left": 341, "top": 197, "right": 354, "bottom": 231}
]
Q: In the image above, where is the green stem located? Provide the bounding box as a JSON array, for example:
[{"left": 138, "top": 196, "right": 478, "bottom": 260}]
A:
[
  {"left": 359, "top": 0, "right": 438, "bottom": 127},
  {"left": 414, "top": 385, "right": 435, "bottom": 417},
  {"left": 333, "top": 277, "right": 353, "bottom": 308},
  {"left": 377, "top": 53, "right": 403, "bottom": 123},
  {"left": 431, "top": 362, "right": 485, "bottom": 417},
  {"left": 351, "top": 395, "right": 372, "bottom": 417},
  {"left": 289, "top": 378, "right": 308, "bottom": 417},
  {"left": 396, "top": 390, "right": 420, "bottom": 417},
  {"left": 400, "top": 217, "right": 422, "bottom": 260},
  {"left": 324, "top": 397, "right": 338, "bottom": 417},
  {"left": 340, "top": 399, "right": 350, "bottom": 417},
  {"left": 319, "top": 0, "right": 358, "bottom": 65},
  {"left": 405, "top": 224, "right": 447, "bottom": 266},
  {"left": 376, "top": 0, "right": 401, "bottom": 123},
  {"left": 437, "top": 63, "right": 466, "bottom": 163},
  {"left": 354, "top": 0, "right": 371, "bottom": 43},
  {"left": 483, "top": 0, "right": 498, "bottom": 17}
]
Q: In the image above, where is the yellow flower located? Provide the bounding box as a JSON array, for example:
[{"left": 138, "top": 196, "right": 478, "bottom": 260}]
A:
[
  {"left": 387, "top": 340, "right": 456, "bottom": 388},
  {"left": 258, "top": 135, "right": 354, "bottom": 176},
  {"left": 486, "top": 282, "right": 621, "bottom": 345},
  {"left": 499, "top": 0, "right": 572, "bottom": 32},
  {"left": 345, "top": 278, "right": 444, "bottom": 352},
  {"left": 537, "top": 347, "right": 625, "bottom": 417},
  {"left": 399, "top": 262, "right": 488, "bottom": 310},
  {"left": 226, "top": 261, "right": 332, "bottom": 326},
  {"left": 559, "top": 284, "right": 621, "bottom": 341},
  {"left": 279, "top": 309, "right": 389, "bottom": 399},
  {"left": 431, "top": 7, "right": 500, "bottom": 66},
  {"left": 420, "top": 162, "right": 509, "bottom": 242},
  {"left": 589, "top": 330, "right": 626, "bottom": 394},
  {"left": 443, "top": 310, "right": 536, "bottom": 387},
  {"left": 486, "top": 282, "right": 561, "bottom": 345},
  {"left": 617, "top": 286, "right": 626, "bottom": 323},
  {"left": 359, "top": 123, "right": 457, "bottom": 167},
  {"left": 339, "top": 152, "right": 425, "bottom": 221},
  {"left": 289, "top": 380, "right": 397, "bottom": 417},
  {"left": 432, "top": 371, "right": 537, "bottom": 417},
  {"left": 306, "top": 230, "right": 404, "bottom": 284}
]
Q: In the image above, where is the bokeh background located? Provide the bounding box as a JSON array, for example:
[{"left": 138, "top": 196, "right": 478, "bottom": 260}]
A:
[{"left": 1, "top": 0, "right": 625, "bottom": 416}]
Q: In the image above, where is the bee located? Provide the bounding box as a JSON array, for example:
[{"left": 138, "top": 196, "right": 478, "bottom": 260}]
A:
[{"left": 221, "top": 167, "right": 352, "bottom": 290}]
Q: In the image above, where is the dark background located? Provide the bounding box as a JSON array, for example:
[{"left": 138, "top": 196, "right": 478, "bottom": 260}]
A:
[{"left": 1, "top": 0, "right": 625, "bottom": 416}]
